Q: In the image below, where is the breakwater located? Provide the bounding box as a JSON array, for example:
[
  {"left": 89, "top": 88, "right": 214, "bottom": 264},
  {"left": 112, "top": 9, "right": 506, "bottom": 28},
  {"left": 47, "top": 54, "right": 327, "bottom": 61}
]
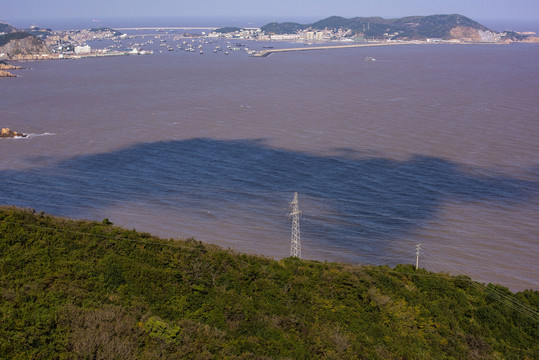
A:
[{"left": 252, "top": 42, "right": 405, "bottom": 57}]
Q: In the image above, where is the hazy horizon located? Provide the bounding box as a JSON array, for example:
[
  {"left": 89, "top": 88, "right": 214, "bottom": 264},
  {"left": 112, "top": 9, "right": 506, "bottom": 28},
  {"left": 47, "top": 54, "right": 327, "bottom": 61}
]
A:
[
  {"left": 3, "top": 15, "right": 539, "bottom": 34},
  {"left": 3, "top": 0, "right": 539, "bottom": 24}
]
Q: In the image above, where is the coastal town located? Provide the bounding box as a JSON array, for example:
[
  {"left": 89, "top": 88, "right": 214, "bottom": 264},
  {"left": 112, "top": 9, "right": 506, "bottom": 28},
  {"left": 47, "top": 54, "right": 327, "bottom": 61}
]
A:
[{"left": 1, "top": 15, "right": 538, "bottom": 77}]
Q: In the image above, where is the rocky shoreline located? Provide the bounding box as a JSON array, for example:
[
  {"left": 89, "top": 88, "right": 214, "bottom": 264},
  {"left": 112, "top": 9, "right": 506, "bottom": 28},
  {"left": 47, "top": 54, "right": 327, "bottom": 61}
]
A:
[
  {"left": 0, "top": 63, "right": 22, "bottom": 70},
  {"left": 0, "top": 70, "right": 16, "bottom": 78},
  {"left": 0, "top": 62, "right": 22, "bottom": 77},
  {"left": 1, "top": 128, "right": 27, "bottom": 138}
]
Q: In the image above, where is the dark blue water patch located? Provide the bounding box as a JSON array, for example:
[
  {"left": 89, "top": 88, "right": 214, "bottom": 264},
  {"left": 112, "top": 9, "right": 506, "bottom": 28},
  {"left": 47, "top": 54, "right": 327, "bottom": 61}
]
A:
[{"left": 0, "top": 138, "right": 537, "bottom": 257}]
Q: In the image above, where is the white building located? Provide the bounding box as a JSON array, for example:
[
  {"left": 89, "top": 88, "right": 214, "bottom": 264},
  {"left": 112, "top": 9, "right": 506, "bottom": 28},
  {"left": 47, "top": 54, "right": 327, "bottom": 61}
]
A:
[
  {"left": 74, "top": 45, "right": 91, "bottom": 54},
  {"left": 306, "top": 31, "right": 324, "bottom": 41},
  {"left": 269, "top": 34, "right": 299, "bottom": 41}
]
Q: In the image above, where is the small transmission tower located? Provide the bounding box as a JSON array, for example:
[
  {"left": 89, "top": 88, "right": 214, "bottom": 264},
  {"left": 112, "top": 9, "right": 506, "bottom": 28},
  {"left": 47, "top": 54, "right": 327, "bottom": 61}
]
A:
[
  {"left": 289, "top": 192, "right": 302, "bottom": 258},
  {"left": 415, "top": 244, "right": 422, "bottom": 270}
]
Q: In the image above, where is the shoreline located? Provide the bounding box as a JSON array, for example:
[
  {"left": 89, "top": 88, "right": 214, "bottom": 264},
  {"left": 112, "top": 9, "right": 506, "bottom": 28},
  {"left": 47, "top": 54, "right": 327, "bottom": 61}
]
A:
[
  {"left": 0, "top": 62, "right": 22, "bottom": 77},
  {"left": 3, "top": 50, "right": 145, "bottom": 62},
  {"left": 2, "top": 39, "right": 514, "bottom": 63},
  {"left": 1, "top": 205, "right": 536, "bottom": 293}
]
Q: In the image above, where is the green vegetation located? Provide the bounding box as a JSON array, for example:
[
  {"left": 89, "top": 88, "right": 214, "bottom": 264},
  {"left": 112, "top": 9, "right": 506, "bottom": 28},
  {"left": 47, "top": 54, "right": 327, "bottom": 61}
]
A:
[
  {"left": 501, "top": 30, "right": 529, "bottom": 41},
  {"left": 1, "top": 207, "right": 537, "bottom": 359},
  {"left": 88, "top": 27, "right": 123, "bottom": 36},
  {"left": 0, "top": 22, "right": 18, "bottom": 34},
  {"left": 20, "top": 26, "right": 54, "bottom": 39},
  {"left": 214, "top": 27, "right": 245, "bottom": 34},
  {"left": 260, "top": 22, "right": 307, "bottom": 35},
  {"left": 0, "top": 32, "right": 33, "bottom": 47}
]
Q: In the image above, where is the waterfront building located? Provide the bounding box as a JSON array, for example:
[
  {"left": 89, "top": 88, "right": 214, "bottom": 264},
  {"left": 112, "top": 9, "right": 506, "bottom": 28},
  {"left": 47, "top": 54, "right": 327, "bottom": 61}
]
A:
[{"left": 74, "top": 45, "right": 91, "bottom": 54}]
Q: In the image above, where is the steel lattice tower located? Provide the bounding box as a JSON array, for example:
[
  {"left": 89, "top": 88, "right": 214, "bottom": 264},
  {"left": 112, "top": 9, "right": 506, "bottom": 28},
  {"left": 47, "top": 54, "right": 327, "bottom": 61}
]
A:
[{"left": 289, "top": 192, "right": 302, "bottom": 258}]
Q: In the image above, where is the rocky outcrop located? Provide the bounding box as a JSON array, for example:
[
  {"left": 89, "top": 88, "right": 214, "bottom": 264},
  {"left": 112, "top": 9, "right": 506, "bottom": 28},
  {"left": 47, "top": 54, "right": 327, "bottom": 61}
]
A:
[
  {"left": 0, "top": 32, "right": 51, "bottom": 60},
  {"left": 1, "top": 128, "right": 27, "bottom": 138},
  {"left": 521, "top": 36, "right": 539, "bottom": 43},
  {"left": 0, "top": 70, "right": 16, "bottom": 78},
  {"left": 0, "top": 61, "right": 21, "bottom": 77},
  {"left": 449, "top": 26, "right": 482, "bottom": 42},
  {"left": 0, "top": 63, "right": 22, "bottom": 70}
]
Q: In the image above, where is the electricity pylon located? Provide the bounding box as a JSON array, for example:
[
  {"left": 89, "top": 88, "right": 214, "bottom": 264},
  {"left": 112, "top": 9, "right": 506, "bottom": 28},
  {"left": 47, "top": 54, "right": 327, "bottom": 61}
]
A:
[
  {"left": 289, "top": 192, "right": 301, "bottom": 258},
  {"left": 415, "top": 244, "right": 422, "bottom": 270}
]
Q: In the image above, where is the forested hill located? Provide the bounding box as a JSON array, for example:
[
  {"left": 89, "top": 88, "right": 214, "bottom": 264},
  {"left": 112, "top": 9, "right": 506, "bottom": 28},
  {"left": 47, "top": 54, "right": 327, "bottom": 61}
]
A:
[
  {"left": 0, "top": 22, "right": 18, "bottom": 34},
  {"left": 0, "top": 207, "right": 537, "bottom": 359},
  {"left": 261, "top": 14, "right": 491, "bottom": 39},
  {"left": 0, "top": 32, "right": 34, "bottom": 47}
]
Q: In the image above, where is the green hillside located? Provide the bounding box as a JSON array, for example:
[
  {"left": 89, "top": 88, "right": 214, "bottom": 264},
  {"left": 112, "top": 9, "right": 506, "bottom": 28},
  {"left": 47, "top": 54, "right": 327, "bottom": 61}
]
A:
[
  {"left": 214, "top": 27, "right": 245, "bottom": 34},
  {"left": 0, "top": 207, "right": 537, "bottom": 359},
  {"left": 262, "top": 14, "right": 491, "bottom": 40},
  {"left": 0, "top": 32, "right": 33, "bottom": 47},
  {"left": 0, "top": 22, "right": 18, "bottom": 34},
  {"left": 260, "top": 22, "right": 307, "bottom": 35}
]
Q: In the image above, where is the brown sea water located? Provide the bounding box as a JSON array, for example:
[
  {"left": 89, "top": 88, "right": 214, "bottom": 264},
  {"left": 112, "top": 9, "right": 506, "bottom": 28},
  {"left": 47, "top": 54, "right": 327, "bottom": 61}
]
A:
[{"left": 1, "top": 40, "right": 537, "bottom": 291}]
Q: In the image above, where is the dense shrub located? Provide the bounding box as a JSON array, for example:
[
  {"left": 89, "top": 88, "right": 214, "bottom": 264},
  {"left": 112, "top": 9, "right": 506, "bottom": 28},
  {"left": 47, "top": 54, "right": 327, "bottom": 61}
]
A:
[{"left": 0, "top": 207, "right": 537, "bottom": 358}]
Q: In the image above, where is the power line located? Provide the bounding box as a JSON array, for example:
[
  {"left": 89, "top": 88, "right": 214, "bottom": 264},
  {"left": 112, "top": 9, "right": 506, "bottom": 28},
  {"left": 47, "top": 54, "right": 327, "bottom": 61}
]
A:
[
  {"left": 1, "top": 194, "right": 536, "bottom": 269},
  {"left": 420, "top": 248, "right": 539, "bottom": 321},
  {"left": 1, "top": 215, "right": 537, "bottom": 319},
  {"left": 0, "top": 177, "right": 537, "bottom": 290},
  {"left": 0, "top": 218, "right": 507, "bottom": 283},
  {"left": 1, "top": 190, "right": 537, "bottom": 279}
]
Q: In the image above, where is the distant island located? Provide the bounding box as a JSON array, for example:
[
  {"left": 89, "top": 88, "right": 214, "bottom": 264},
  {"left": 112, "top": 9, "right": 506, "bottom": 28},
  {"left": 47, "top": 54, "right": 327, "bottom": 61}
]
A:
[
  {"left": 262, "top": 14, "right": 501, "bottom": 40},
  {"left": 212, "top": 14, "right": 538, "bottom": 43}
]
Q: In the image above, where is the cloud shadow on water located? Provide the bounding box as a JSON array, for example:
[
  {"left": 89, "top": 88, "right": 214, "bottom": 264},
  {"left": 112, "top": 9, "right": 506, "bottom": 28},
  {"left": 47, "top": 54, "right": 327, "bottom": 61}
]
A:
[{"left": 1, "top": 138, "right": 537, "bottom": 261}]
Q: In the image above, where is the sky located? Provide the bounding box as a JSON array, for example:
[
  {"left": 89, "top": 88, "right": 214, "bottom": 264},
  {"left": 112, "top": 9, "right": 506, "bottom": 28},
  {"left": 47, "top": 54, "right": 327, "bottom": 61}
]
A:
[{"left": 3, "top": 0, "right": 539, "bottom": 26}]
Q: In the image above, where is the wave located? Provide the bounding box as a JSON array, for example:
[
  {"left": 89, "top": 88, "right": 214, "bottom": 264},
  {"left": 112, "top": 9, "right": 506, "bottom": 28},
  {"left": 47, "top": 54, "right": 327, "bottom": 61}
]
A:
[{"left": 26, "top": 133, "right": 57, "bottom": 138}]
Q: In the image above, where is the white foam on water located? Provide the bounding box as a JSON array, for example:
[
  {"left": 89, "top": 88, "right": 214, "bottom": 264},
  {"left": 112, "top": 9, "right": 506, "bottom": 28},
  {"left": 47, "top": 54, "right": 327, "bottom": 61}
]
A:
[{"left": 26, "top": 133, "right": 57, "bottom": 138}]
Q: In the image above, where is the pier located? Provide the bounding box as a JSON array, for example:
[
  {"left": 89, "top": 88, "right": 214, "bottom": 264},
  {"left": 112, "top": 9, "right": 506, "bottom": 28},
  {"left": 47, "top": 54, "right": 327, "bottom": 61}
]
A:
[
  {"left": 114, "top": 27, "right": 258, "bottom": 31},
  {"left": 252, "top": 42, "right": 406, "bottom": 57},
  {"left": 115, "top": 27, "right": 219, "bottom": 31}
]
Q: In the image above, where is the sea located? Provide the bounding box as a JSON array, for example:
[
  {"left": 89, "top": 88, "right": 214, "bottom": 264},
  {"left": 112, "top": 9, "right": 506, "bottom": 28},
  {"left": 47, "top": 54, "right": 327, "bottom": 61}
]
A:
[{"left": 1, "top": 20, "right": 538, "bottom": 292}]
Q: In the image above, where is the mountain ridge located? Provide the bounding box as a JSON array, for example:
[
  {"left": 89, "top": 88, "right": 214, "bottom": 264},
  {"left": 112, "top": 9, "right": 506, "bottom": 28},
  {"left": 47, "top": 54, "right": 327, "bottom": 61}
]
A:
[{"left": 261, "top": 14, "right": 493, "bottom": 40}]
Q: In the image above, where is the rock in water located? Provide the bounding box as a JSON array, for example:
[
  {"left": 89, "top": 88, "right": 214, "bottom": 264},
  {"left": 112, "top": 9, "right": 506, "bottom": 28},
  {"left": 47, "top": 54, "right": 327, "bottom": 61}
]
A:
[
  {"left": 0, "top": 70, "right": 16, "bottom": 78},
  {"left": 1, "top": 127, "right": 27, "bottom": 138}
]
